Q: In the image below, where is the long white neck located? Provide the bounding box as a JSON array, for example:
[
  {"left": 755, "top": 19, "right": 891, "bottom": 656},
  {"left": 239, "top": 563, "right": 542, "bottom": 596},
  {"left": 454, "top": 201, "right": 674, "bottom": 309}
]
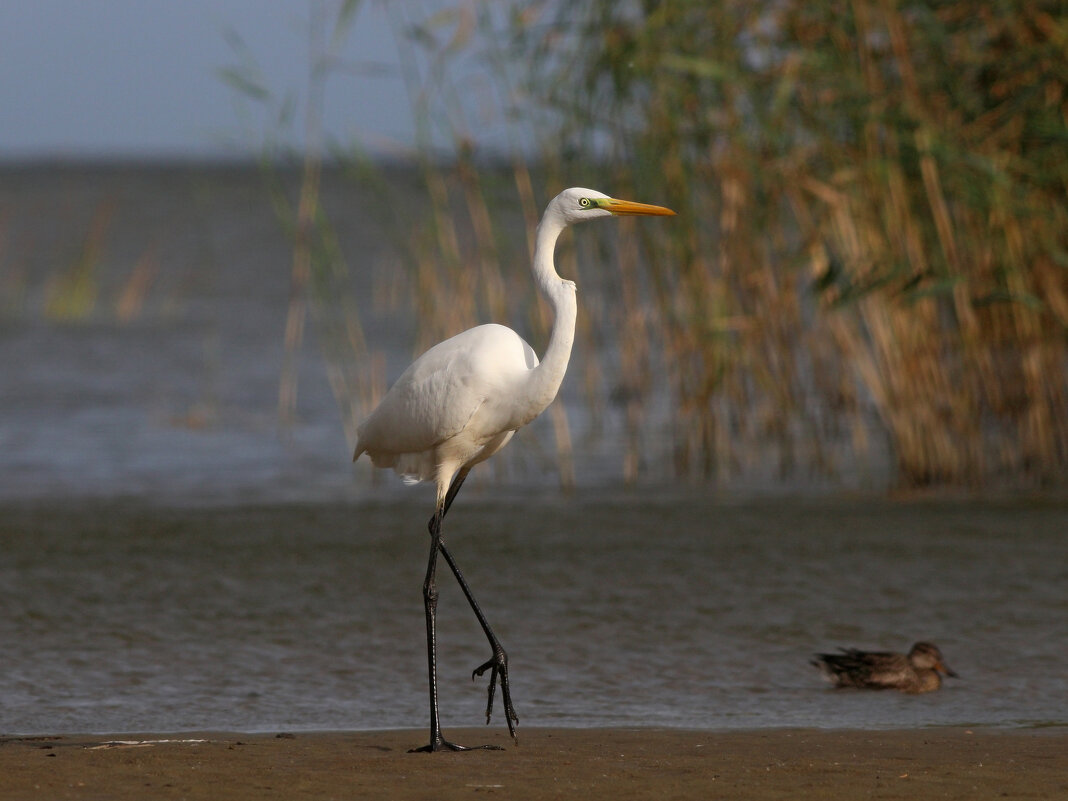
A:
[{"left": 523, "top": 213, "right": 578, "bottom": 420}]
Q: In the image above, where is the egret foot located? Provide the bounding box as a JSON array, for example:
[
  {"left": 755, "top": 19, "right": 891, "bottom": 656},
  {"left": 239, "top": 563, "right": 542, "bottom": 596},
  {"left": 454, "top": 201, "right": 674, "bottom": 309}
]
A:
[
  {"left": 409, "top": 737, "right": 505, "bottom": 753},
  {"left": 473, "top": 649, "right": 519, "bottom": 743}
]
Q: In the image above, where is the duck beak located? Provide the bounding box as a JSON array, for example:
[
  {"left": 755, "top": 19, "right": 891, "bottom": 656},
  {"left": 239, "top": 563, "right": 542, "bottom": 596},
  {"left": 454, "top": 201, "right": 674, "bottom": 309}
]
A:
[
  {"left": 940, "top": 662, "right": 960, "bottom": 678},
  {"left": 598, "top": 198, "right": 676, "bottom": 216}
]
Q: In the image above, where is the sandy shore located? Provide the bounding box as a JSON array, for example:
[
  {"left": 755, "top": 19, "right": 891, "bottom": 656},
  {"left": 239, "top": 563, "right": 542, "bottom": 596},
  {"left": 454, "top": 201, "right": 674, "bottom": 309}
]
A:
[{"left": 1, "top": 727, "right": 1064, "bottom": 800}]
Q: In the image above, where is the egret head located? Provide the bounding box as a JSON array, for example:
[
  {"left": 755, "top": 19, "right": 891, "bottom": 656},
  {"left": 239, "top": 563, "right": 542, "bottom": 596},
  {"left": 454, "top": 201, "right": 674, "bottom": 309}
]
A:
[{"left": 549, "top": 187, "right": 675, "bottom": 227}]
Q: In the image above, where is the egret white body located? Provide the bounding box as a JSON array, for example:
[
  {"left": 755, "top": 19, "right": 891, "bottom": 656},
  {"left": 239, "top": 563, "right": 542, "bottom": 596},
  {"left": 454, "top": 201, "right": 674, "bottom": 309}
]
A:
[
  {"left": 353, "top": 187, "right": 674, "bottom": 752},
  {"left": 354, "top": 322, "right": 544, "bottom": 488}
]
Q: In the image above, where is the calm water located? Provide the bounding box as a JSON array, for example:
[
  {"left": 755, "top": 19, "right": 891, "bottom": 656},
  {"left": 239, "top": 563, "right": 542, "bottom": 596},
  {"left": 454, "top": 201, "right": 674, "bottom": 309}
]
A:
[
  {"left": 1, "top": 496, "right": 1065, "bottom": 735},
  {"left": 1, "top": 166, "right": 1065, "bottom": 735}
]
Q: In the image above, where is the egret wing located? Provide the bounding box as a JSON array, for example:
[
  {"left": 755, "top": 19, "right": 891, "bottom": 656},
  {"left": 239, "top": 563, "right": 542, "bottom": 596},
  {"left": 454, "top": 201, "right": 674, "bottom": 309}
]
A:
[{"left": 355, "top": 324, "right": 536, "bottom": 459}]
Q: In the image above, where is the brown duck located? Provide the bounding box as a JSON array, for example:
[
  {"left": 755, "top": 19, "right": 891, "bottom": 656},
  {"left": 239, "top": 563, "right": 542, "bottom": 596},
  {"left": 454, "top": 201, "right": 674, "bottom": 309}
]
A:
[{"left": 812, "top": 642, "right": 959, "bottom": 693}]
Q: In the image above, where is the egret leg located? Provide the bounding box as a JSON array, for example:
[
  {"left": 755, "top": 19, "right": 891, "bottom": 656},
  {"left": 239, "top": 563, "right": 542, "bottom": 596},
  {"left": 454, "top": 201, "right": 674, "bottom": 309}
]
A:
[
  {"left": 410, "top": 490, "right": 504, "bottom": 753},
  {"left": 438, "top": 541, "right": 518, "bottom": 743},
  {"left": 440, "top": 466, "right": 469, "bottom": 517},
  {"left": 437, "top": 469, "right": 518, "bottom": 743}
]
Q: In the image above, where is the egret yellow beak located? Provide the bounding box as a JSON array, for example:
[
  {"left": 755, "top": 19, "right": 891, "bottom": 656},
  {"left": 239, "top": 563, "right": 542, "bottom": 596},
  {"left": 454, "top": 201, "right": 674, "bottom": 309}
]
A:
[{"left": 596, "top": 198, "right": 676, "bottom": 216}]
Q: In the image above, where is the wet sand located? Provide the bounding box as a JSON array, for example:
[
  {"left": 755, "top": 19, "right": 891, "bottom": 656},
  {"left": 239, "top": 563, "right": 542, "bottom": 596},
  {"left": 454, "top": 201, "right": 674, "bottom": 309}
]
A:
[{"left": 1, "top": 727, "right": 1064, "bottom": 800}]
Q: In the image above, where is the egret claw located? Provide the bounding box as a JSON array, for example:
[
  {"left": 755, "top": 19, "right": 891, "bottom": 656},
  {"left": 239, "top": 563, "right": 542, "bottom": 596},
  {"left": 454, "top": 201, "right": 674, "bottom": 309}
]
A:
[
  {"left": 471, "top": 652, "right": 518, "bottom": 742},
  {"left": 410, "top": 738, "right": 504, "bottom": 753}
]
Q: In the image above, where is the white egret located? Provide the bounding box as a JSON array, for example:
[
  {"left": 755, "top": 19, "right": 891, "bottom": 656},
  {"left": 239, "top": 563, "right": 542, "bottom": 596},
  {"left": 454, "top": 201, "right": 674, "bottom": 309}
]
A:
[{"left": 353, "top": 187, "right": 675, "bottom": 752}]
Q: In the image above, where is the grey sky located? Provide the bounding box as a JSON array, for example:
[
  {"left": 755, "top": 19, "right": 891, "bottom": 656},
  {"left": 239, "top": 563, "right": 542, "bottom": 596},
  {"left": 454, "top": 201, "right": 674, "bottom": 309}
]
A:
[{"left": 0, "top": 2, "right": 423, "bottom": 160}]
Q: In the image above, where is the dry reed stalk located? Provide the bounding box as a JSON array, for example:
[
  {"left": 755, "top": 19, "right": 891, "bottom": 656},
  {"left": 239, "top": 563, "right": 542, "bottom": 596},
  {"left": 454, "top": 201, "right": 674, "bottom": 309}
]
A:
[
  {"left": 455, "top": 157, "right": 507, "bottom": 322},
  {"left": 240, "top": 3, "right": 378, "bottom": 448},
  {"left": 115, "top": 241, "right": 161, "bottom": 323},
  {"left": 276, "top": 3, "right": 331, "bottom": 429},
  {"left": 412, "top": 166, "right": 466, "bottom": 351},
  {"left": 277, "top": 150, "right": 320, "bottom": 428},
  {"left": 615, "top": 214, "right": 652, "bottom": 484},
  {"left": 510, "top": 160, "right": 539, "bottom": 255}
]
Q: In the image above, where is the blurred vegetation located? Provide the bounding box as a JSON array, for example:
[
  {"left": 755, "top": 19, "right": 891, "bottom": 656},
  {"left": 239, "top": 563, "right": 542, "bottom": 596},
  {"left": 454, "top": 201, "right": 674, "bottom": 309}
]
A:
[
  {"left": 490, "top": 0, "right": 1067, "bottom": 488},
  {"left": 229, "top": 1, "right": 1068, "bottom": 490}
]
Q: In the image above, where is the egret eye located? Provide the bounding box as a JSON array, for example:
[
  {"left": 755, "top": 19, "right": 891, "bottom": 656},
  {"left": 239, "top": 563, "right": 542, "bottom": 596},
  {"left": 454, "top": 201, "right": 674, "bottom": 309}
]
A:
[{"left": 579, "top": 197, "right": 591, "bottom": 208}]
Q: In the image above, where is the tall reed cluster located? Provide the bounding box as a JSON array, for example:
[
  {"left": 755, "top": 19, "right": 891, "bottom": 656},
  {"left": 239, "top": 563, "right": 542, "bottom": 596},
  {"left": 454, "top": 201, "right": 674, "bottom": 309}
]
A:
[{"left": 494, "top": 1, "right": 1068, "bottom": 488}]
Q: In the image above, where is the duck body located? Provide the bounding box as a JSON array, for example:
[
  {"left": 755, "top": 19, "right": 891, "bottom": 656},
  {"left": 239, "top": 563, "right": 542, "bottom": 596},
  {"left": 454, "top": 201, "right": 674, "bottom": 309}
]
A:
[{"left": 812, "top": 642, "right": 958, "bottom": 694}]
